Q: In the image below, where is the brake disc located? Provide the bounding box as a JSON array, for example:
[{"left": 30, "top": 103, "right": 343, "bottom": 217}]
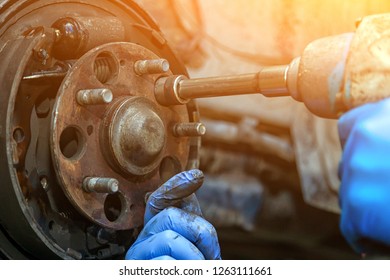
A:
[{"left": 0, "top": 0, "right": 200, "bottom": 259}]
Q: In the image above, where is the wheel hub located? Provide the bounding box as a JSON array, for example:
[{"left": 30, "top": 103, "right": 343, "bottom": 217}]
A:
[
  {"left": 104, "top": 96, "right": 167, "bottom": 176},
  {"left": 51, "top": 43, "right": 190, "bottom": 230}
]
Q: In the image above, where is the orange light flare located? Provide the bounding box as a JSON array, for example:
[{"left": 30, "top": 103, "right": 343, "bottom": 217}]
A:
[{"left": 195, "top": 0, "right": 390, "bottom": 65}]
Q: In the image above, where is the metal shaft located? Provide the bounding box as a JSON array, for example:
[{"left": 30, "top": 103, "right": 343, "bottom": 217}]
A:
[{"left": 155, "top": 65, "right": 294, "bottom": 106}]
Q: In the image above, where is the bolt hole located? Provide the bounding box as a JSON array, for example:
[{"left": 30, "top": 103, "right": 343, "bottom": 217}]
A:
[
  {"left": 87, "top": 125, "right": 94, "bottom": 136},
  {"left": 104, "top": 192, "right": 123, "bottom": 222},
  {"left": 159, "top": 156, "right": 182, "bottom": 184},
  {"left": 48, "top": 221, "right": 55, "bottom": 230},
  {"left": 13, "top": 128, "right": 25, "bottom": 143},
  {"left": 94, "top": 52, "right": 118, "bottom": 84},
  {"left": 59, "top": 126, "right": 86, "bottom": 160}
]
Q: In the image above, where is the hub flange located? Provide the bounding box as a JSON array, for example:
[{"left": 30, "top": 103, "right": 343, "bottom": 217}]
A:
[{"left": 51, "top": 42, "right": 190, "bottom": 230}]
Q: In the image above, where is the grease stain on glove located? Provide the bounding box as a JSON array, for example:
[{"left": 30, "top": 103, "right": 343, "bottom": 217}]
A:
[{"left": 126, "top": 169, "right": 222, "bottom": 260}]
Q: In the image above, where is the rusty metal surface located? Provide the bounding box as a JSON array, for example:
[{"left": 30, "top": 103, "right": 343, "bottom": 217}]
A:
[
  {"left": 297, "top": 33, "right": 354, "bottom": 118},
  {"left": 103, "top": 97, "right": 167, "bottom": 176},
  {"left": 0, "top": 0, "right": 199, "bottom": 259},
  {"left": 344, "top": 14, "right": 390, "bottom": 108},
  {"left": 51, "top": 42, "right": 190, "bottom": 230},
  {"left": 52, "top": 16, "right": 126, "bottom": 59},
  {"left": 0, "top": 32, "right": 66, "bottom": 259}
]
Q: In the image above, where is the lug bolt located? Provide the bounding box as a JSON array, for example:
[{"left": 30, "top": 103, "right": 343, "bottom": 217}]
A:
[
  {"left": 83, "top": 177, "right": 119, "bottom": 194},
  {"left": 173, "top": 122, "right": 206, "bottom": 137},
  {"left": 76, "top": 88, "right": 113, "bottom": 105},
  {"left": 134, "top": 59, "right": 170, "bottom": 75}
]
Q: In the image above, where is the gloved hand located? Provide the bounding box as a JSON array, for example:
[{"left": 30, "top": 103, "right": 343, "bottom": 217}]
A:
[
  {"left": 338, "top": 98, "right": 390, "bottom": 253},
  {"left": 125, "top": 169, "right": 222, "bottom": 260}
]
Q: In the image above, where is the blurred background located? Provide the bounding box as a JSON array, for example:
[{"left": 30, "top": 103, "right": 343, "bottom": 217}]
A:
[{"left": 137, "top": 0, "right": 390, "bottom": 259}]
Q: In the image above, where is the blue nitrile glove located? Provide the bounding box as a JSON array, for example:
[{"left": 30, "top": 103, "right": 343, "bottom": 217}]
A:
[
  {"left": 338, "top": 98, "right": 390, "bottom": 253},
  {"left": 125, "top": 169, "right": 222, "bottom": 260}
]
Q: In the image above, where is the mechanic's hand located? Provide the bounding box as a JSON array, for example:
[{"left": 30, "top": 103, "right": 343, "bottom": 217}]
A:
[
  {"left": 338, "top": 98, "right": 390, "bottom": 253},
  {"left": 125, "top": 169, "right": 222, "bottom": 260}
]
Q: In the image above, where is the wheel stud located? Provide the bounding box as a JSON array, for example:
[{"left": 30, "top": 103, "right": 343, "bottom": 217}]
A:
[
  {"left": 134, "top": 59, "right": 169, "bottom": 75},
  {"left": 82, "top": 177, "right": 119, "bottom": 194},
  {"left": 173, "top": 122, "right": 206, "bottom": 137},
  {"left": 76, "top": 88, "right": 113, "bottom": 105}
]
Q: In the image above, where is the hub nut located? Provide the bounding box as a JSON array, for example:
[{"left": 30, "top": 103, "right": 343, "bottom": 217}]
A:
[{"left": 102, "top": 97, "right": 166, "bottom": 176}]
